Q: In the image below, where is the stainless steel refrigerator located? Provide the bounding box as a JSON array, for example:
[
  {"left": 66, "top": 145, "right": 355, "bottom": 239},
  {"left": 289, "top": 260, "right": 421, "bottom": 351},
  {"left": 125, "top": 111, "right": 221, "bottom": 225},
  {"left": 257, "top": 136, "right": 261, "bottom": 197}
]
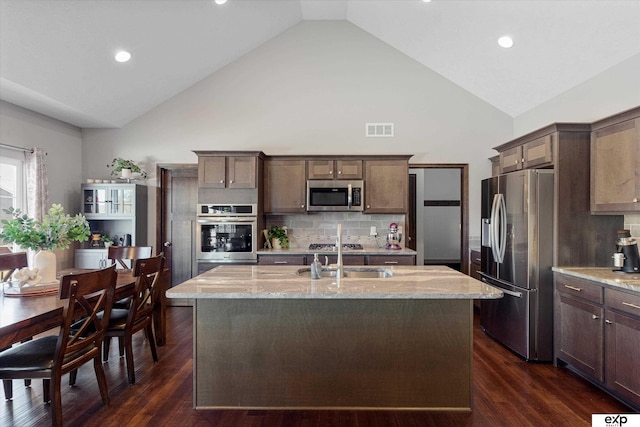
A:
[{"left": 480, "top": 169, "right": 554, "bottom": 362}]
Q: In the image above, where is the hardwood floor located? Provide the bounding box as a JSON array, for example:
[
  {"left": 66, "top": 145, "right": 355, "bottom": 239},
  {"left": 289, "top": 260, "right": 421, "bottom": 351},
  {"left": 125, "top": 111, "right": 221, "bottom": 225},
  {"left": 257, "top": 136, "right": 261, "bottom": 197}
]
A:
[{"left": 1, "top": 306, "right": 632, "bottom": 426}]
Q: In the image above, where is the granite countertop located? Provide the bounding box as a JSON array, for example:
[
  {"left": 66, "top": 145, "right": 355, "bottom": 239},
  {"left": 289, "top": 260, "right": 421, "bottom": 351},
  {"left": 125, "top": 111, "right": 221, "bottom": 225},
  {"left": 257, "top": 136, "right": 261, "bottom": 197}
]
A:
[
  {"left": 166, "top": 265, "right": 502, "bottom": 300},
  {"left": 257, "top": 247, "right": 417, "bottom": 256},
  {"left": 552, "top": 267, "right": 640, "bottom": 294}
]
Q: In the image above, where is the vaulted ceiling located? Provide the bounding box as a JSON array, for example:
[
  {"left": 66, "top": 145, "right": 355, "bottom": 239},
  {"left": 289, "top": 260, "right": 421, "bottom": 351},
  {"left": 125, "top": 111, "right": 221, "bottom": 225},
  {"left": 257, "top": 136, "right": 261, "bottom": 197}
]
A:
[{"left": 1, "top": 0, "right": 639, "bottom": 128}]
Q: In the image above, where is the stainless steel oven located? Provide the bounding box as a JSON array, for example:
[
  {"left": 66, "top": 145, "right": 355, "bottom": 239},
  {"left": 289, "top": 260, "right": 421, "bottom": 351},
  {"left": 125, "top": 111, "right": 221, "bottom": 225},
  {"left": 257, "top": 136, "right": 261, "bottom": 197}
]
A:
[{"left": 196, "top": 204, "right": 257, "bottom": 263}]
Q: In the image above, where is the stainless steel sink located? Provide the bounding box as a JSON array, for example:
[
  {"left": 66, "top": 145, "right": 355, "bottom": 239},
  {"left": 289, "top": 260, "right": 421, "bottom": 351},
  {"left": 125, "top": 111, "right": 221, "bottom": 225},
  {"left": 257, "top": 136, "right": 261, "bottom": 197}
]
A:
[{"left": 296, "top": 267, "right": 393, "bottom": 279}]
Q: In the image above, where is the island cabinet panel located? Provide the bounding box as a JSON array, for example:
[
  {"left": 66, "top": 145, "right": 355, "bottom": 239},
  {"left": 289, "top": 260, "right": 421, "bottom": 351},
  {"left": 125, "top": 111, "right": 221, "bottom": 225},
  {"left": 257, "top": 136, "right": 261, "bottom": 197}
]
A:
[
  {"left": 591, "top": 116, "right": 640, "bottom": 212},
  {"left": 194, "top": 298, "right": 472, "bottom": 410},
  {"left": 307, "top": 159, "right": 362, "bottom": 180},
  {"left": 364, "top": 160, "right": 408, "bottom": 214},
  {"left": 198, "top": 155, "right": 257, "bottom": 189},
  {"left": 264, "top": 159, "right": 306, "bottom": 213}
]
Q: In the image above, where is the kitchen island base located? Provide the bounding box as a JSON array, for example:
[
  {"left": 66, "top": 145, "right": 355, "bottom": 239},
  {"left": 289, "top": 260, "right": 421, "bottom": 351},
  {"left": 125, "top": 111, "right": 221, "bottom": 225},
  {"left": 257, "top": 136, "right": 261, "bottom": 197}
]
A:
[{"left": 195, "top": 298, "right": 472, "bottom": 410}]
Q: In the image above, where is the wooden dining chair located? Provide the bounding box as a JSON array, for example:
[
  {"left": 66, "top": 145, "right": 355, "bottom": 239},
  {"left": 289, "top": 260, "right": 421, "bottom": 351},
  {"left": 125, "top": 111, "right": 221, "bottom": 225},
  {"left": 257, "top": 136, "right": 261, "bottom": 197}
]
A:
[
  {"left": 108, "top": 245, "right": 153, "bottom": 319},
  {"left": 102, "top": 254, "right": 164, "bottom": 384},
  {"left": 0, "top": 265, "right": 117, "bottom": 427},
  {"left": 0, "top": 251, "right": 27, "bottom": 282},
  {"left": 0, "top": 251, "right": 31, "bottom": 399},
  {"left": 108, "top": 245, "right": 152, "bottom": 270}
]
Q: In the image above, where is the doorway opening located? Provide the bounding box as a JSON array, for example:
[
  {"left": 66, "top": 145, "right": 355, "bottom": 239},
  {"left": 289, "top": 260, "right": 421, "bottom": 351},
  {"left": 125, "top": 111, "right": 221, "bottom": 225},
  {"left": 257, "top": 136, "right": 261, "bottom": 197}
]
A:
[{"left": 408, "top": 164, "right": 469, "bottom": 274}]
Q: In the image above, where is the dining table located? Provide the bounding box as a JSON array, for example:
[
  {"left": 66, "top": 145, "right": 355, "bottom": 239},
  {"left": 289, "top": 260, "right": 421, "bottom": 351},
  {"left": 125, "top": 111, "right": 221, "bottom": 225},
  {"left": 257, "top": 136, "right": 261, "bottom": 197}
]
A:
[{"left": 0, "top": 268, "right": 167, "bottom": 350}]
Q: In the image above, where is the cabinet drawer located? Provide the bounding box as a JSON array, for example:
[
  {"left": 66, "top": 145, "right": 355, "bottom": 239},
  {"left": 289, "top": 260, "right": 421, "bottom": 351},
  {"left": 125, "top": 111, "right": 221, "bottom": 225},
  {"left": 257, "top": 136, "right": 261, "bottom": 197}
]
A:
[
  {"left": 258, "top": 255, "right": 306, "bottom": 265},
  {"left": 606, "top": 288, "right": 640, "bottom": 317},
  {"left": 367, "top": 255, "right": 415, "bottom": 265},
  {"left": 555, "top": 274, "right": 603, "bottom": 304}
]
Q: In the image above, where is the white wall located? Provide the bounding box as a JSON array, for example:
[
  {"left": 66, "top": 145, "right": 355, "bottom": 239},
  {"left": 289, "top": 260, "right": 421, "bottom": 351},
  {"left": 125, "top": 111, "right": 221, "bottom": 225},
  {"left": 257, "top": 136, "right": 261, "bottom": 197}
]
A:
[
  {"left": 0, "top": 100, "right": 82, "bottom": 210},
  {"left": 514, "top": 52, "right": 640, "bottom": 136},
  {"left": 0, "top": 100, "right": 83, "bottom": 267},
  {"left": 81, "top": 21, "right": 513, "bottom": 245}
]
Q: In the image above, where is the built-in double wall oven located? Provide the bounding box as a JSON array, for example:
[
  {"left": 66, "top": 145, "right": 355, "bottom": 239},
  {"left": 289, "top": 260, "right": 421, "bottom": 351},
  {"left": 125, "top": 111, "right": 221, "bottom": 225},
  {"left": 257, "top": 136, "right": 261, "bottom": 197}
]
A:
[{"left": 196, "top": 204, "right": 258, "bottom": 265}]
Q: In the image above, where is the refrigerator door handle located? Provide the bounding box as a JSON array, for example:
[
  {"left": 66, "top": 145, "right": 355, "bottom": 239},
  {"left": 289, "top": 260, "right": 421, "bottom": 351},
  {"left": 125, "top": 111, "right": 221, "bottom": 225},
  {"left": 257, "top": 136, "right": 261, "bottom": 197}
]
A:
[
  {"left": 497, "top": 193, "right": 507, "bottom": 263},
  {"left": 490, "top": 194, "right": 501, "bottom": 262}
]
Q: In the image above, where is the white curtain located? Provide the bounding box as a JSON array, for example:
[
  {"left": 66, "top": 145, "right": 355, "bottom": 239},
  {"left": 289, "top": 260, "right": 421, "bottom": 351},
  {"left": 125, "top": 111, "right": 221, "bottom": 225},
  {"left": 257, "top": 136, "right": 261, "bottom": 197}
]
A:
[{"left": 25, "top": 147, "right": 49, "bottom": 221}]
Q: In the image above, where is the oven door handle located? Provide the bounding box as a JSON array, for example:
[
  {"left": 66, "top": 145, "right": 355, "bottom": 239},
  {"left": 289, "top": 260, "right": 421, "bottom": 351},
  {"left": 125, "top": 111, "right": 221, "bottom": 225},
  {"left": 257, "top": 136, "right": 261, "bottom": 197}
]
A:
[{"left": 197, "top": 218, "right": 257, "bottom": 224}]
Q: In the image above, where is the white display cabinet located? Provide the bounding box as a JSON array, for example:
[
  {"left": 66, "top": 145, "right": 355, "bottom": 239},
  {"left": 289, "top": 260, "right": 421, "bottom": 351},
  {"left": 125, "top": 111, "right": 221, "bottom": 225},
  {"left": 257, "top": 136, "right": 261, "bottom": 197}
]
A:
[{"left": 75, "top": 183, "right": 147, "bottom": 268}]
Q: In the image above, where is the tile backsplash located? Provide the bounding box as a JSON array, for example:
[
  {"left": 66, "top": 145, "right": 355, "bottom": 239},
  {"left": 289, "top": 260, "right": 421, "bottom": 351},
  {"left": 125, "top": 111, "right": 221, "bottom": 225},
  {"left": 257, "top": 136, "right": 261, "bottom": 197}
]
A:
[
  {"left": 624, "top": 214, "right": 640, "bottom": 238},
  {"left": 265, "top": 212, "right": 405, "bottom": 249}
]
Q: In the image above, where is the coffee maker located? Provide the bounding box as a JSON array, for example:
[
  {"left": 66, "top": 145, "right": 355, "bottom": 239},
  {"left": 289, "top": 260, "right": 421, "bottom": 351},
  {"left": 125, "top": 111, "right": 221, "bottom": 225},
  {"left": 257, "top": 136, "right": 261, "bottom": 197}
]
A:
[
  {"left": 613, "top": 229, "right": 640, "bottom": 273},
  {"left": 385, "top": 222, "right": 402, "bottom": 250}
]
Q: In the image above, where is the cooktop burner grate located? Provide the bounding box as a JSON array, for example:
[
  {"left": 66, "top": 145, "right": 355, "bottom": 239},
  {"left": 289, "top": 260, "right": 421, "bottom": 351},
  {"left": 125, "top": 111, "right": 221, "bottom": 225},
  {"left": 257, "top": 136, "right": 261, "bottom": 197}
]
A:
[{"left": 308, "top": 243, "right": 363, "bottom": 250}]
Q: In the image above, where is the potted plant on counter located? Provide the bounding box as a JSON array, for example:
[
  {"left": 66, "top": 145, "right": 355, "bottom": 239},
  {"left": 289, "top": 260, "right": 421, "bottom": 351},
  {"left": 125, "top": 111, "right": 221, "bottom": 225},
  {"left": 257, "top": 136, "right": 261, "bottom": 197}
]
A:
[
  {"left": 265, "top": 225, "right": 289, "bottom": 249},
  {"left": 100, "top": 234, "right": 114, "bottom": 249},
  {"left": 108, "top": 158, "right": 147, "bottom": 179},
  {"left": 0, "top": 204, "right": 90, "bottom": 283}
]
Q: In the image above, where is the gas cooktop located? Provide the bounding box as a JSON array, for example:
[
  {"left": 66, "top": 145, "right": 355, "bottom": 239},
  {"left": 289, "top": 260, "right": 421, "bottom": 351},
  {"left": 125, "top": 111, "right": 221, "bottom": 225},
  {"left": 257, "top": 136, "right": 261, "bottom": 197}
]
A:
[{"left": 308, "top": 243, "right": 364, "bottom": 251}]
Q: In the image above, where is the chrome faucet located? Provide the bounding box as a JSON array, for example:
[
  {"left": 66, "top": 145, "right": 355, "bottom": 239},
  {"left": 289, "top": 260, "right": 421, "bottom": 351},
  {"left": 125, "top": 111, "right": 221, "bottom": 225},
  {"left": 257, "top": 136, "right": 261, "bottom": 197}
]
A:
[{"left": 336, "top": 223, "right": 344, "bottom": 278}]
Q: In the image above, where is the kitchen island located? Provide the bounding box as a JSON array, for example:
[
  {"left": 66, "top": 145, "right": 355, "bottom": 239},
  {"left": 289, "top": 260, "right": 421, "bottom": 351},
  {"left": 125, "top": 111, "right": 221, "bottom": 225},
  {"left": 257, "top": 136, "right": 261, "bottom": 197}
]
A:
[{"left": 166, "top": 265, "right": 502, "bottom": 411}]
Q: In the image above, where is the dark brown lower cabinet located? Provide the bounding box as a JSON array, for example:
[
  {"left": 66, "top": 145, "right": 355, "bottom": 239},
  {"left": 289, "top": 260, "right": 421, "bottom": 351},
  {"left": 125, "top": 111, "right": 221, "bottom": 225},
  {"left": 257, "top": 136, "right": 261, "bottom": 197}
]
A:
[
  {"left": 555, "top": 273, "right": 640, "bottom": 410},
  {"left": 556, "top": 292, "right": 604, "bottom": 382}
]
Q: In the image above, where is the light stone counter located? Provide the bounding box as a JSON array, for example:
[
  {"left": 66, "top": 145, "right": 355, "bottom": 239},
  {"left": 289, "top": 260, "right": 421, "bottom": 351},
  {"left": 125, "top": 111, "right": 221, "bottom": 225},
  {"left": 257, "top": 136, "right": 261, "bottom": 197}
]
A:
[
  {"left": 166, "top": 265, "right": 503, "bottom": 300},
  {"left": 170, "top": 264, "right": 501, "bottom": 411},
  {"left": 552, "top": 267, "right": 640, "bottom": 294}
]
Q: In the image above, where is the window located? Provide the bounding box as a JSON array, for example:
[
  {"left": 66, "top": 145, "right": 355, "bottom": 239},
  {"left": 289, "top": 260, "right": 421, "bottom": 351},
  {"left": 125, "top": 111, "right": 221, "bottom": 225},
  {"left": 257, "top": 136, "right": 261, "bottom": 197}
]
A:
[{"left": 0, "top": 153, "right": 26, "bottom": 223}]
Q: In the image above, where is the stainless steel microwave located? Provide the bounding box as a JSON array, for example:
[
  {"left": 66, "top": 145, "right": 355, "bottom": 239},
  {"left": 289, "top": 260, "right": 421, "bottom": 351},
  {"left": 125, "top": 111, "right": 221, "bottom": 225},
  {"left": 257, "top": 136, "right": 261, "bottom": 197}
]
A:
[{"left": 306, "top": 180, "right": 364, "bottom": 212}]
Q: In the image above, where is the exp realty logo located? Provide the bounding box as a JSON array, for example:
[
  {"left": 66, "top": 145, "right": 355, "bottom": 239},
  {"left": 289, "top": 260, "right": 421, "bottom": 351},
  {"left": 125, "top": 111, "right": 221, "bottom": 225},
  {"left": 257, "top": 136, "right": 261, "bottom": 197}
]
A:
[{"left": 593, "top": 414, "right": 640, "bottom": 427}]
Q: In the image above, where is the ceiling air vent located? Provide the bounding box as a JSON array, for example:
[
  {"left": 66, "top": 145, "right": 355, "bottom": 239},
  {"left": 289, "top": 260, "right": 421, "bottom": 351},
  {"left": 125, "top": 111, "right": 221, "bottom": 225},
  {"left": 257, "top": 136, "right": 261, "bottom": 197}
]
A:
[{"left": 366, "top": 123, "right": 394, "bottom": 137}]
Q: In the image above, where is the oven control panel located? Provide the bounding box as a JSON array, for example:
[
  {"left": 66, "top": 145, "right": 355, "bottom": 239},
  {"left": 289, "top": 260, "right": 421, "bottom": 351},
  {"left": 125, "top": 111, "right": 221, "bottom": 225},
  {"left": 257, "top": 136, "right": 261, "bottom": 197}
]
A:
[{"left": 198, "top": 204, "right": 257, "bottom": 216}]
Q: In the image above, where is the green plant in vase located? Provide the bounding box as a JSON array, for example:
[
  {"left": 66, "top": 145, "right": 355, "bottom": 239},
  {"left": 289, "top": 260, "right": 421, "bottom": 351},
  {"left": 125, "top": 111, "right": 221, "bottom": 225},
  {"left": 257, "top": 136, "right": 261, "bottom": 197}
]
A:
[
  {"left": 0, "top": 204, "right": 90, "bottom": 283},
  {"left": 266, "top": 225, "right": 289, "bottom": 249},
  {"left": 108, "top": 158, "right": 147, "bottom": 179}
]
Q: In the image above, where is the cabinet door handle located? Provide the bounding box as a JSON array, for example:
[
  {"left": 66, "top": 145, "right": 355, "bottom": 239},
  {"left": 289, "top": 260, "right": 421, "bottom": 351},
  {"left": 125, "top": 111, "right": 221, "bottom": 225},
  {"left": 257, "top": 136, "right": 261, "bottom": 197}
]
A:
[
  {"left": 330, "top": 170, "right": 333, "bottom": 175},
  {"left": 384, "top": 261, "right": 398, "bottom": 264},
  {"left": 230, "top": 180, "right": 234, "bottom": 184},
  {"left": 622, "top": 301, "right": 640, "bottom": 310},
  {"left": 634, "top": 198, "right": 639, "bottom": 203},
  {"left": 592, "top": 314, "right": 599, "bottom": 320},
  {"left": 564, "top": 285, "right": 582, "bottom": 292},
  {"left": 605, "top": 320, "right": 613, "bottom": 325},
  {"left": 220, "top": 180, "right": 225, "bottom": 184},
  {"left": 273, "top": 261, "right": 288, "bottom": 264}
]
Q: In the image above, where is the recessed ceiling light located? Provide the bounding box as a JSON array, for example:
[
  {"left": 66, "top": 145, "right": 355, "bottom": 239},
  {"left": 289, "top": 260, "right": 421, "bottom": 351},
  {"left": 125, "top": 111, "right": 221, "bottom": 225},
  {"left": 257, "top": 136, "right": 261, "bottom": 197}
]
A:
[
  {"left": 498, "top": 36, "right": 514, "bottom": 48},
  {"left": 115, "top": 50, "right": 132, "bottom": 62},
  {"left": 215, "top": 0, "right": 227, "bottom": 4},
  {"left": 422, "top": 0, "right": 432, "bottom": 3}
]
